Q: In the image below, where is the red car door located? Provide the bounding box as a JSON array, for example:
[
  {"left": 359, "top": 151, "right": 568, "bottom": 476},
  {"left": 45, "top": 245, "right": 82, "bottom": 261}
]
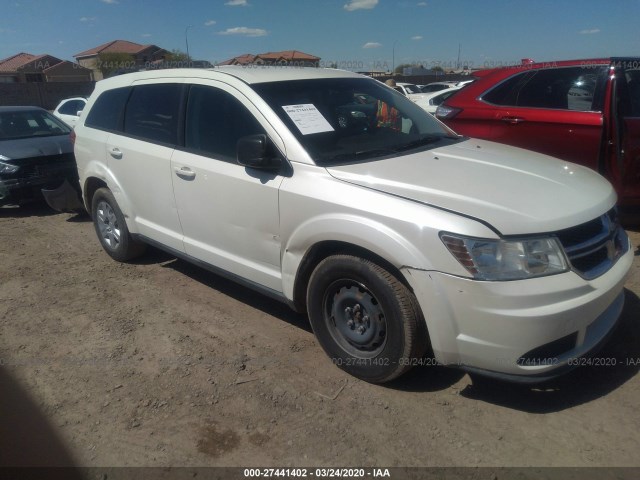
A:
[
  {"left": 609, "top": 59, "right": 640, "bottom": 208},
  {"left": 485, "top": 65, "right": 608, "bottom": 171}
]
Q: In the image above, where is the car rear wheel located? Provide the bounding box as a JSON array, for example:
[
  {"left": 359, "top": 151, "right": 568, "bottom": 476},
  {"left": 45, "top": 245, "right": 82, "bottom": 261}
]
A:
[
  {"left": 91, "top": 188, "right": 145, "bottom": 262},
  {"left": 307, "top": 255, "right": 427, "bottom": 383}
]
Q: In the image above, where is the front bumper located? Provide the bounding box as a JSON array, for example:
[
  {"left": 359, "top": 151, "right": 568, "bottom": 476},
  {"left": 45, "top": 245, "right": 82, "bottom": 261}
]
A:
[
  {"left": 403, "top": 240, "right": 633, "bottom": 379},
  {"left": 0, "top": 170, "right": 77, "bottom": 205}
]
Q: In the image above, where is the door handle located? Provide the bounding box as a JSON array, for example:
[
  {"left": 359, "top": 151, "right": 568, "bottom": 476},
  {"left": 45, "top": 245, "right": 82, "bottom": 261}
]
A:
[
  {"left": 109, "top": 147, "right": 123, "bottom": 159},
  {"left": 174, "top": 166, "right": 196, "bottom": 180},
  {"left": 501, "top": 116, "right": 526, "bottom": 125}
]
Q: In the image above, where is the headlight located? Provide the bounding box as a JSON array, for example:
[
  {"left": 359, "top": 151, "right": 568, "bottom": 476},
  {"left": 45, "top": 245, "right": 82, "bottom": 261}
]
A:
[
  {"left": 0, "top": 161, "right": 19, "bottom": 174},
  {"left": 440, "top": 233, "right": 569, "bottom": 281}
]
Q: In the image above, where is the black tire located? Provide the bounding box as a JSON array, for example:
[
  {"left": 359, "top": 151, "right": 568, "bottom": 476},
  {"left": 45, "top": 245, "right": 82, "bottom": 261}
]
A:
[
  {"left": 307, "top": 255, "right": 428, "bottom": 383},
  {"left": 91, "top": 187, "right": 146, "bottom": 262}
]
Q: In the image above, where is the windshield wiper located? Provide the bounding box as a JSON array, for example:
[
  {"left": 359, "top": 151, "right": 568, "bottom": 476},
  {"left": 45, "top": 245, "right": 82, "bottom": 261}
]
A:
[
  {"left": 328, "top": 148, "right": 398, "bottom": 162},
  {"left": 395, "top": 135, "right": 445, "bottom": 152}
]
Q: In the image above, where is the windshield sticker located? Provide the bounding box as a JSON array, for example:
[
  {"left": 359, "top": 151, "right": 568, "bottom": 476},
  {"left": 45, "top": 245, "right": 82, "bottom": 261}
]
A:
[{"left": 282, "top": 104, "right": 334, "bottom": 135}]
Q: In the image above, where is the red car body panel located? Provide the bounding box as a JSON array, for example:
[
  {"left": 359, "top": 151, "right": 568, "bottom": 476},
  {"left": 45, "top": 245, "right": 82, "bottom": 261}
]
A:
[{"left": 438, "top": 58, "right": 640, "bottom": 208}]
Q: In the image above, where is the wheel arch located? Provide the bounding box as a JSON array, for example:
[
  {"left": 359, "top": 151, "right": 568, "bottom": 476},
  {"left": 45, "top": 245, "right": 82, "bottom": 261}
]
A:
[
  {"left": 83, "top": 177, "right": 108, "bottom": 217},
  {"left": 290, "top": 240, "right": 416, "bottom": 313}
]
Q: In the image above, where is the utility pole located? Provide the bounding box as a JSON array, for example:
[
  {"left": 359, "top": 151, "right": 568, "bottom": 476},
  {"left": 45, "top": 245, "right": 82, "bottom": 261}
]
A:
[
  {"left": 392, "top": 40, "right": 398, "bottom": 75},
  {"left": 457, "top": 43, "right": 461, "bottom": 70},
  {"left": 185, "top": 25, "right": 194, "bottom": 64}
]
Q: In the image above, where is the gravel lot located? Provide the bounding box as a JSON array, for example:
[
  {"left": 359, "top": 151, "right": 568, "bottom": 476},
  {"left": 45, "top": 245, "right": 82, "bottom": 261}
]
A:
[{"left": 1, "top": 203, "right": 639, "bottom": 473}]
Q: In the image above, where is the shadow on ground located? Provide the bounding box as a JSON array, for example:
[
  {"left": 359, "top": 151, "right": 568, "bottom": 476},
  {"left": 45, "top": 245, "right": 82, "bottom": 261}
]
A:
[
  {"left": 0, "top": 366, "right": 82, "bottom": 472},
  {"left": 0, "top": 201, "right": 58, "bottom": 218},
  {"left": 160, "top": 256, "right": 311, "bottom": 333}
]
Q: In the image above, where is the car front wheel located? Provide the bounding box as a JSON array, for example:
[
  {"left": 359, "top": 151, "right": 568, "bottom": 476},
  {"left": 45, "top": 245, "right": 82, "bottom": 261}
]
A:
[{"left": 307, "top": 255, "right": 428, "bottom": 383}]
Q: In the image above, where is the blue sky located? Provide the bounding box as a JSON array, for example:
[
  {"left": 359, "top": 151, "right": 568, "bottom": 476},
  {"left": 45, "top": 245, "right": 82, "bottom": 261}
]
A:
[{"left": 1, "top": 0, "right": 639, "bottom": 71}]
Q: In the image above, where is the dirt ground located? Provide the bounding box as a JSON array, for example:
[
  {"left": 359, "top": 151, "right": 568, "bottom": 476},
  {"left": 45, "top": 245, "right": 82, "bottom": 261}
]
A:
[{"left": 1, "top": 202, "right": 639, "bottom": 472}]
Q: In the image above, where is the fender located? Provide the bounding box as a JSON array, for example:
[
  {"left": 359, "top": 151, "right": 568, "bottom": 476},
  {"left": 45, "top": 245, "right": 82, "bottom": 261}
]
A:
[
  {"left": 82, "top": 161, "right": 140, "bottom": 234},
  {"left": 281, "top": 212, "right": 427, "bottom": 300}
]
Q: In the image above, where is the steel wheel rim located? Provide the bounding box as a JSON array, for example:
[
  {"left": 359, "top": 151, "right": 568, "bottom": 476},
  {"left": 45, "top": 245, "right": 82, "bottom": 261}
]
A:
[
  {"left": 96, "top": 200, "right": 121, "bottom": 251},
  {"left": 322, "top": 279, "right": 388, "bottom": 358}
]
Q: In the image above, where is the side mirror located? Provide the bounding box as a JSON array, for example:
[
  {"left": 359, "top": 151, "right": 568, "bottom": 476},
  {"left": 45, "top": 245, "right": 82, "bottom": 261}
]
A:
[{"left": 237, "top": 134, "right": 281, "bottom": 169}]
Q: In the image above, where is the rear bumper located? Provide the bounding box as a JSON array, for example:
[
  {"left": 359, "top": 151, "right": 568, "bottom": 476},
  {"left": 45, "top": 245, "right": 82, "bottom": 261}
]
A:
[{"left": 403, "top": 240, "right": 633, "bottom": 379}]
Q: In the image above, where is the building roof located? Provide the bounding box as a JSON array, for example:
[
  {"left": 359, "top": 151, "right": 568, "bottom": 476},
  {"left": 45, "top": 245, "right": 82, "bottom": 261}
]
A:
[
  {"left": 0, "top": 52, "right": 37, "bottom": 72},
  {"left": 43, "top": 60, "right": 91, "bottom": 73},
  {"left": 74, "top": 40, "right": 161, "bottom": 58},
  {"left": 218, "top": 54, "right": 256, "bottom": 66},
  {"left": 18, "top": 54, "right": 63, "bottom": 72},
  {"left": 257, "top": 50, "right": 320, "bottom": 61},
  {"left": 219, "top": 50, "right": 320, "bottom": 66}
]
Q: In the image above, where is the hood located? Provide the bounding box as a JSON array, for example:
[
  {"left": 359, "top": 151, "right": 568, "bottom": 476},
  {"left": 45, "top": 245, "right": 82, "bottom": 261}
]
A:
[
  {"left": 0, "top": 135, "right": 73, "bottom": 162},
  {"left": 326, "top": 139, "right": 616, "bottom": 235}
]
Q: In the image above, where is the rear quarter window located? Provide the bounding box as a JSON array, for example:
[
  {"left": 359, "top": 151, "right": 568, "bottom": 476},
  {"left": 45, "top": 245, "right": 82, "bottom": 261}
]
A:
[{"left": 85, "top": 87, "right": 131, "bottom": 132}]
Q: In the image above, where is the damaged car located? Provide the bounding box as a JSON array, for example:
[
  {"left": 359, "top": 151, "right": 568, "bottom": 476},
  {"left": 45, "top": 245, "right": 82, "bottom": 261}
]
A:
[{"left": 0, "top": 106, "right": 78, "bottom": 207}]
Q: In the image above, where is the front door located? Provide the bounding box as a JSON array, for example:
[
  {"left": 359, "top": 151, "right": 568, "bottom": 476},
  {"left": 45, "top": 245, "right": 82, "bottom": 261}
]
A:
[
  {"left": 170, "top": 83, "right": 285, "bottom": 292},
  {"left": 610, "top": 59, "right": 640, "bottom": 207}
]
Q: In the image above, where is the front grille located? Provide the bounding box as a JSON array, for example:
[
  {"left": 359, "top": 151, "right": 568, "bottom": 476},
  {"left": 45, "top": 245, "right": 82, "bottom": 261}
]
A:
[
  {"left": 16, "top": 153, "right": 76, "bottom": 180},
  {"left": 555, "top": 209, "right": 628, "bottom": 280}
]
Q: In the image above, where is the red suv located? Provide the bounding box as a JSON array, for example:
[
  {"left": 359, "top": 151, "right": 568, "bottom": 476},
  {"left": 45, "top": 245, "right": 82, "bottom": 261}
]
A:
[{"left": 436, "top": 58, "right": 640, "bottom": 210}]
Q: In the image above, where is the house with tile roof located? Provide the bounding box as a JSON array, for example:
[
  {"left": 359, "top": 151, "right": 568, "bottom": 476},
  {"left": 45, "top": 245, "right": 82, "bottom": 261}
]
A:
[
  {"left": 73, "top": 40, "right": 169, "bottom": 80},
  {"left": 0, "top": 52, "right": 92, "bottom": 83},
  {"left": 219, "top": 50, "right": 320, "bottom": 67}
]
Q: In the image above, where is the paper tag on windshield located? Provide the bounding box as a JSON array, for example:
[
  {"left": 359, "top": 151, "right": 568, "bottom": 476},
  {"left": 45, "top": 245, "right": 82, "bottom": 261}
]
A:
[{"left": 282, "top": 104, "right": 334, "bottom": 135}]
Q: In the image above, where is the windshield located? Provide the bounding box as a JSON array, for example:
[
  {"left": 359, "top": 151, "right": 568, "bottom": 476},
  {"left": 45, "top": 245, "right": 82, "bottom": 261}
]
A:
[
  {"left": 0, "top": 110, "right": 71, "bottom": 140},
  {"left": 253, "top": 77, "right": 460, "bottom": 166},
  {"left": 401, "top": 84, "right": 422, "bottom": 94}
]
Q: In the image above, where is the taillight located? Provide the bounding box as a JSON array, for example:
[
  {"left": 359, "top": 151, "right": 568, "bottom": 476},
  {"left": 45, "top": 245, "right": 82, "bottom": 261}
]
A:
[
  {"left": 435, "top": 105, "right": 462, "bottom": 120},
  {"left": 70, "top": 130, "right": 76, "bottom": 145}
]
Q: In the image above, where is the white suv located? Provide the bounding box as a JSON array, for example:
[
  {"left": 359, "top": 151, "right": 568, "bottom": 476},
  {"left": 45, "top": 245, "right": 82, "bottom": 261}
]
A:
[{"left": 74, "top": 67, "right": 632, "bottom": 384}]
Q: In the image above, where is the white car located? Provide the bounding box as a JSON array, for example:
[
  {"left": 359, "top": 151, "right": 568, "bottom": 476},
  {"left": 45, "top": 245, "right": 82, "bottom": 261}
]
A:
[
  {"left": 73, "top": 67, "right": 632, "bottom": 384},
  {"left": 52, "top": 97, "right": 87, "bottom": 128},
  {"left": 420, "top": 81, "right": 458, "bottom": 93},
  {"left": 420, "top": 80, "right": 475, "bottom": 93},
  {"left": 414, "top": 86, "right": 463, "bottom": 114}
]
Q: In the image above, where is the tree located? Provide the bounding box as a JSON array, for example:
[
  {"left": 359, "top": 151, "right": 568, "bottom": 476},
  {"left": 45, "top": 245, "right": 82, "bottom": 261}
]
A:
[
  {"left": 96, "top": 52, "right": 136, "bottom": 78},
  {"left": 432, "top": 65, "right": 444, "bottom": 72},
  {"left": 165, "top": 49, "right": 190, "bottom": 64},
  {"left": 394, "top": 63, "right": 413, "bottom": 75}
]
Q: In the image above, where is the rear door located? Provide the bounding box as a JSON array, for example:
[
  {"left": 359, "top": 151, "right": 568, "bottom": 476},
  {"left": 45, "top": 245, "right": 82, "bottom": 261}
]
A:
[
  {"left": 484, "top": 65, "right": 608, "bottom": 170},
  {"left": 609, "top": 59, "right": 640, "bottom": 205},
  {"left": 105, "top": 81, "right": 185, "bottom": 252}
]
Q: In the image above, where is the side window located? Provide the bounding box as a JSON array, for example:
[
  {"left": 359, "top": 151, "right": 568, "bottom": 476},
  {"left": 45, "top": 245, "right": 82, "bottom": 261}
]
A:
[
  {"left": 85, "top": 87, "right": 130, "bottom": 132},
  {"left": 185, "top": 85, "right": 267, "bottom": 162},
  {"left": 124, "top": 84, "right": 182, "bottom": 145},
  {"left": 484, "top": 67, "right": 607, "bottom": 111},
  {"left": 59, "top": 100, "right": 85, "bottom": 115},
  {"left": 624, "top": 68, "right": 640, "bottom": 117}
]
